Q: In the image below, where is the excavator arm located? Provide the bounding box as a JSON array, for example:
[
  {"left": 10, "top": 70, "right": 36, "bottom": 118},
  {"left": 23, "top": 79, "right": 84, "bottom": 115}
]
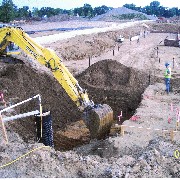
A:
[{"left": 0, "top": 25, "right": 113, "bottom": 139}]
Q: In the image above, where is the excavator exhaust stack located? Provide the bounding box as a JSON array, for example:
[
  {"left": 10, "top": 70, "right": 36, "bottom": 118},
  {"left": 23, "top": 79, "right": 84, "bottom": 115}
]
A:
[{"left": 83, "top": 104, "right": 114, "bottom": 139}]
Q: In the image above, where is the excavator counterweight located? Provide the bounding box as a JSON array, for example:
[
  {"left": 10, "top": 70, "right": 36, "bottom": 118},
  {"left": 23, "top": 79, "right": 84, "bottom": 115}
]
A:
[{"left": 0, "top": 25, "right": 114, "bottom": 139}]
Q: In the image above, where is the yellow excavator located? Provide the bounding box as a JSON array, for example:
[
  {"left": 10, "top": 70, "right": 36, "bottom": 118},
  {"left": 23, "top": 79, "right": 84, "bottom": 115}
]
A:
[{"left": 0, "top": 25, "right": 113, "bottom": 139}]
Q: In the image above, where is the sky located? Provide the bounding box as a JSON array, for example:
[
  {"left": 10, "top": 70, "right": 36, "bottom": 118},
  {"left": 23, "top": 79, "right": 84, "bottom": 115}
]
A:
[{"left": 1, "top": 0, "right": 180, "bottom": 10}]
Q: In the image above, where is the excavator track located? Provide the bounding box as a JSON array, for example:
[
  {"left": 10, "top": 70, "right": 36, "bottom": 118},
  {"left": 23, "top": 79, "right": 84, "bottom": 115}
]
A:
[{"left": 83, "top": 104, "right": 114, "bottom": 139}]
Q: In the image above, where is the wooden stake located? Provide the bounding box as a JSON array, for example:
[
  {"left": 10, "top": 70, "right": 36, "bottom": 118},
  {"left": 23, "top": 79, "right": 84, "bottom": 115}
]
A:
[
  {"left": 162, "top": 130, "right": 165, "bottom": 138},
  {"left": 176, "top": 122, "right": 179, "bottom": 131},
  {"left": 170, "top": 130, "right": 174, "bottom": 142},
  {"left": 121, "top": 125, "right": 125, "bottom": 136},
  {"left": 3, "top": 100, "right": 7, "bottom": 108},
  {"left": 0, "top": 114, "right": 8, "bottom": 144},
  {"left": 89, "top": 56, "right": 91, "bottom": 67},
  {"left": 149, "top": 73, "right": 151, "bottom": 84}
]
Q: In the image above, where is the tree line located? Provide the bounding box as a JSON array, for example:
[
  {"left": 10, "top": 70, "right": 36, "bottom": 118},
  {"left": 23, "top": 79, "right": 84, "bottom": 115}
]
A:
[
  {"left": 123, "top": 1, "right": 180, "bottom": 18},
  {"left": 0, "top": 0, "right": 180, "bottom": 23},
  {"left": 0, "top": 0, "right": 113, "bottom": 23}
]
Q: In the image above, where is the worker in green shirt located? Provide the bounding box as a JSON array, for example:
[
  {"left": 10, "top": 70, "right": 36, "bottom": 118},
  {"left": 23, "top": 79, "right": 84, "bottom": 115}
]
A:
[{"left": 164, "top": 63, "right": 171, "bottom": 94}]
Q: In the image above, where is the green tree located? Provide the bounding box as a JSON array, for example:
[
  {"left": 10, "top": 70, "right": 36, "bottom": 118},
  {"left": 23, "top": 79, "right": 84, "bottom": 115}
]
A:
[
  {"left": 62, "top": 9, "right": 71, "bottom": 15},
  {"left": 150, "top": 1, "right": 160, "bottom": 15},
  {"left": 82, "top": 4, "right": 93, "bottom": 17},
  {"left": 73, "top": 4, "right": 93, "bottom": 17},
  {"left": 150, "top": 1, "right": 160, "bottom": 7},
  {"left": 167, "top": 7, "right": 178, "bottom": 17},
  {"left": 32, "top": 7, "right": 39, "bottom": 17},
  {"left": 74, "top": 7, "right": 82, "bottom": 16},
  {"left": 143, "top": 6, "right": 152, "bottom": 15},
  {"left": 16, "top": 6, "right": 30, "bottom": 19},
  {"left": 123, "top": 3, "right": 136, "bottom": 10},
  {"left": 93, "top": 5, "right": 110, "bottom": 16},
  {"left": 123, "top": 1, "right": 180, "bottom": 17},
  {"left": 0, "top": 0, "right": 16, "bottom": 22},
  {"left": 158, "top": 6, "right": 165, "bottom": 16},
  {"left": 54, "top": 8, "right": 63, "bottom": 15}
]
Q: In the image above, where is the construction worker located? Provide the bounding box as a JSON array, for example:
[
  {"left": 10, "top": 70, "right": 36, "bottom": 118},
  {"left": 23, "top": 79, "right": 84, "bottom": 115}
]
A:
[{"left": 164, "top": 63, "right": 171, "bottom": 94}]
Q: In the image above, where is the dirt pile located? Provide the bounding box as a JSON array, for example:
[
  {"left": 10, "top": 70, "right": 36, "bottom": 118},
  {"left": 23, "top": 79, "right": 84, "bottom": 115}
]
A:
[
  {"left": 0, "top": 61, "right": 81, "bottom": 145},
  {"left": 149, "top": 23, "right": 180, "bottom": 33},
  {"left": 54, "top": 120, "right": 90, "bottom": 151},
  {"left": 92, "top": 7, "right": 157, "bottom": 21},
  {"left": 77, "top": 59, "right": 150, "bottom": 119},
  {"left": 30, "top": 22, "right": 180, "bottom": 63},
  {"left": 46, "top": 25, "right": 144, "bottom": 61}
]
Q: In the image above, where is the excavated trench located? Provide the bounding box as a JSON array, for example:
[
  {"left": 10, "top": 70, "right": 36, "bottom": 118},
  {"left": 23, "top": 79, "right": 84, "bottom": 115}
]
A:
[
  {"left": 0, "top": 59, "right": 150, "bottom": 151},
  {"left": 77, "top": 59, "right": 150, "bottom": 121}
]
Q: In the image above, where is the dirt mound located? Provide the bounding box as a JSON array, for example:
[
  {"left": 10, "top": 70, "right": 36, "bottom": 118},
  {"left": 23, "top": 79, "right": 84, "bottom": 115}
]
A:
[
  {"left": 46, "top": 25, "right": 144, "bottom": 61},
  {"left": 92, "top": 7, "right": 157, "bottom": 21},
  {"left": 54, "top": 120, "right": 90, "bottom": 151},
  {"left": 77, "top": 59, "right": 150, "bottom": 119},
  {"left": 149, "top": 23, "right": 180, "bottom": 33},
  {"left": 0, "top": 62, "right": 81, "bottom": 146}
]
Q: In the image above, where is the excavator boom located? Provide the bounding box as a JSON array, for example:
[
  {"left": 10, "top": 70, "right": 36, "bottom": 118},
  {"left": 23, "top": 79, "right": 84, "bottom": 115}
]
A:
[{"left": 0, "top": 25, "right": 113, "bottom": 139}]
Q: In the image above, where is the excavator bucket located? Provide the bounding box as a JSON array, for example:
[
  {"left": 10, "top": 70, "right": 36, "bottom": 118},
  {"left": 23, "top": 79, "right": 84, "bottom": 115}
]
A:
[{"left": 83, "top": 104, "right": 114, "bottom": 139}]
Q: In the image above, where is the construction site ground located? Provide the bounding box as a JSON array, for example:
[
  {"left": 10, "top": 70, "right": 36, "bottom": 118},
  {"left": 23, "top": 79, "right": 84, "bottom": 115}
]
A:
[{"left": 0, "top": 20, "right": 180, "bottom": 178}]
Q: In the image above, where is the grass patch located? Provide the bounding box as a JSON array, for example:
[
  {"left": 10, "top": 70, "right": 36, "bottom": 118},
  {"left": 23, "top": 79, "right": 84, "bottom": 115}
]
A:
[{"left": 112, "top": 13, "right": 149, "bottom": 20}]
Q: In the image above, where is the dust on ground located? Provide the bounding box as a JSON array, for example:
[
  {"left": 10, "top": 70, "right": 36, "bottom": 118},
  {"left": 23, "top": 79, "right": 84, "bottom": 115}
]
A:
[{"left": 0, "top": 21, "right": 180, "bottom": 178}]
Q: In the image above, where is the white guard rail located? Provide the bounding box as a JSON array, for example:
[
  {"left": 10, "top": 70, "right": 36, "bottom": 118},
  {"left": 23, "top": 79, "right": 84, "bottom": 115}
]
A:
[{"left": 0, "top": 94, "right": 42, "bottom": 144}]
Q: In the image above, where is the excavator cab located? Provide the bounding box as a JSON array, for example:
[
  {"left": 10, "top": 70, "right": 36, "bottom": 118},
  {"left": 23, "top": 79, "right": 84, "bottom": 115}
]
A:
[
  {"left": 0, "top": 41, "right": 21, "bottom": 63},
  {"left": 4, "top": 42, "right": 20, "bottom": 55}
]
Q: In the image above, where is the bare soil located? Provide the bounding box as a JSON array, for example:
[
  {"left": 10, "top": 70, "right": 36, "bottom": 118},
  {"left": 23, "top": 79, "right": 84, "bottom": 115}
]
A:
[
  {"left": 0, "top": 21, "right": 180, "bottom": 178},
  {"left": 77, "top": 59, "right": 150, "bottom": 119}
]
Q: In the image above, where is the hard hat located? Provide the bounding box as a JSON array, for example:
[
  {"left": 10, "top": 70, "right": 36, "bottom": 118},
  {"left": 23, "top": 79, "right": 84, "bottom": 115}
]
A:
[{"left": 165, "top": 62, "right": 170, "bottom": 67}]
